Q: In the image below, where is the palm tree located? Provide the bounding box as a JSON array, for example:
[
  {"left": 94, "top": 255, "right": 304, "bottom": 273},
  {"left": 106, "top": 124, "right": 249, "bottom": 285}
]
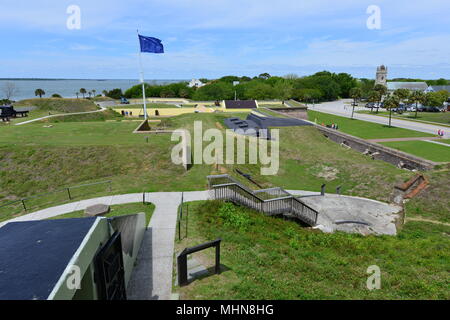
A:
[
  {"left": 410, "top": 90, "right": 425, "bottom": 118},
  {"left": 373, "top": 84, "right": 388, "bottom": 113},
  {"left": 367, "top": 91, "right": 380, "bottom": 113},
  {"left": 75, "top": 92, "right": 79, "bottom": 99},
  {"left": 393, "top": 88, "right": 410, "bottom": 111},
  {"left": 80, "top": 88, "right": 87, "bottom": 98},
  {"left": 88, "top": 91, "right": 92, "bottom": 98},
  {"left": 384, "top": 94, "right": 400, "bottom": 127},
  {"left": 349, "top": 87, "right": 362, "bottom": 119},
  {"left": 35, "top": 88, "right": 45, "bottom": 98},
  {"left": 92, "top": 89, "right": 96, "bottom": 97}
]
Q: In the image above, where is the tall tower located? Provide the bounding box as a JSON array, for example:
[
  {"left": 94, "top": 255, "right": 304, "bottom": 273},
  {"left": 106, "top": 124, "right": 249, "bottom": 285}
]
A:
[{"left": 375, "top": 65, "right": 387, "bottom": 86}]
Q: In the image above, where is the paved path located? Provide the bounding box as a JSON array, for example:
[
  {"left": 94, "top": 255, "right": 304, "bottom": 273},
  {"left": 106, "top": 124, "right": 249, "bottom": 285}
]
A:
[
  {"left": 367, "top": 137, "right": 443, "bottom": 143},
  {"left": 311, "top": 99, "right": 449, "bottom": 138},
  {"left": 424, "top": 140, "right": 450, "bottom": 147},
  {"left": 14, "top": 100, "right": 115, "bottom": 126}
]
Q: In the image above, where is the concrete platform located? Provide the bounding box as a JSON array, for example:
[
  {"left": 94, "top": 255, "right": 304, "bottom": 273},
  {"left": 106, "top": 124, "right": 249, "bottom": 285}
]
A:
[{"left": 289, "top": 191, "right": 402, "bottom": 235}]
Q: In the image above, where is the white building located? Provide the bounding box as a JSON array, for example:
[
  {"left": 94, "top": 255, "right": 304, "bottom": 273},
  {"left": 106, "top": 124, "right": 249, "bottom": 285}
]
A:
[
  {"left": 187, "top": 79, "right": 205, "bottom": 88},
  {"left": 386, "top": 82, "right": 429, "bottom": 92}
]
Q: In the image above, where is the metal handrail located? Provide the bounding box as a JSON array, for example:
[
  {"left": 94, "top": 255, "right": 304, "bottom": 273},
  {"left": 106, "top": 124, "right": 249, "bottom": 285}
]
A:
[{"left": 209, "top": 175, "right": 318, "bottom": 226}]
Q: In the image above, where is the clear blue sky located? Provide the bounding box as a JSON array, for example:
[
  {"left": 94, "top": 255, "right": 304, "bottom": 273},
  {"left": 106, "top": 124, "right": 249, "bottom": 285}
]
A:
[{"left": 1, "top": 0, "right": 449, "bottom": 80}]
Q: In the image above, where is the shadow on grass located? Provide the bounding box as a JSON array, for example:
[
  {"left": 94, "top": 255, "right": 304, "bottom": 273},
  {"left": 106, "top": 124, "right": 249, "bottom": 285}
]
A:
[{"left": 186, "top": 264, "right": 232, "bottom": 286}]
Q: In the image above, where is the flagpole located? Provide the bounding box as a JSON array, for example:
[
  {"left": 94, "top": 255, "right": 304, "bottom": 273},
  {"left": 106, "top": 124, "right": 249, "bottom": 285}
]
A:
[{"left": 137, "top": 29, "right": 148, "bottom": 120}]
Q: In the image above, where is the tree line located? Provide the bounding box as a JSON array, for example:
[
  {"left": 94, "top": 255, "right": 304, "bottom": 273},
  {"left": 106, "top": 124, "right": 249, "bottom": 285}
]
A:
[{"left": 122, "top": 71, "right": 359, "bottom": 102}]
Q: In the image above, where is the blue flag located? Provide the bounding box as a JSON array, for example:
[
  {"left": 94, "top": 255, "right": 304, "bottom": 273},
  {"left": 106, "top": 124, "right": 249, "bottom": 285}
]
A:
[{"left": 138, "top": 35, "right": 164, "bottom": 53}]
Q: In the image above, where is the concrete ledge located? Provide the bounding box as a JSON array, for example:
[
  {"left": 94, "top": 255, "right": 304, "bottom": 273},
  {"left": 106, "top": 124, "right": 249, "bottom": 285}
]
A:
[{"left": 316, "top": 126, "right": 437, "bottom": 171}]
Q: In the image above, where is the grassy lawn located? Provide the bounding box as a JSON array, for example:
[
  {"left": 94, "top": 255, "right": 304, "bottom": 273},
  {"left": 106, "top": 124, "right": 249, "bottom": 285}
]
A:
[
  {"left": 404, "top": 169, "right": 450, "bottom": 223},
  {"left": 2, "top": 109, "right": 63, "bottom": 125},
  {"left": 174, "top": 200, "right": 450, "bottom": 300},
  {"left": 287, "top": 99, "right": 306, "bottom": 107},
  {"left": 438, "top": 139, "right": 450, "bottom": 145},
  {"left": 379, "top": 141, "right": 450, "bottom": 163},
  {"left": 260, "top": 104, "right": 285, "bottom": 108},
  {"left": 112, "top": 103, "right": 182, "bottom": 109},
  {"left": 15, "top": 98, "right": 99, "bottom": 113},
  {"left": 357, "top": 110, "right": 450, "bottom": 127},
  {"left": 47, "top": 202, "right": 155, "bottom": 225},
  {"left": 0, "top": 111, "right": 444, "bottom": 226},
  {"left": 308, "top": 110, "right": 435, "bottom": 139},
  {"left": 43, "top": 108, "right": 123, "bottom": 123}
]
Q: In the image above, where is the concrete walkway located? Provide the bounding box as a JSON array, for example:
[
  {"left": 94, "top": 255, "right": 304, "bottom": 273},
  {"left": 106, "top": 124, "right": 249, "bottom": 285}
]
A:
[
  {"left": 14, "top": 106, "right": 107, "bottom": 125},
  {"left": 367, "top": 136, "right": 443, "bottom": 143},
  {"left": 424, "top": 140, "right": 450, "bottom": 147}
]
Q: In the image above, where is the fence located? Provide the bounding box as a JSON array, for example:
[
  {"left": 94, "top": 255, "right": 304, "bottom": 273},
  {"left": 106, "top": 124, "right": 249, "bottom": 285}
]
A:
[
  {"left": 0, "top": 180, "right": 113, "bottom": 220},
  {"left": 207, "top": 174, "right": 318, "bottom": 226}
]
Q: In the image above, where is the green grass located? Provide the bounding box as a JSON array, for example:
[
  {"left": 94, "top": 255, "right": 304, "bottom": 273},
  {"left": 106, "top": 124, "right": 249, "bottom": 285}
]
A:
[
  {"left": 175, "top": 200, "right": 450, "bottom": 300},
  {"left": 91, "top": 96, "right": 116, "bottom": 102},
  {"left": 16, "top": 98, "right": 99, "bottom": 113},
  {"left": 44, "top": 108, "right": 123, "bottom": 123},
  {"left": 287, "top": 99, "right": 306, "bottom": 107},
  {"left": 404, "top": 169, "right": 450, "bottom": 223},
  {"left": 48, "top": 202, "right": 155, "bottom": 225},
  {"left": 113, "top": 103, "right": 181, "bottom": 109},
  {"left": 357, "top": 110, "right": 450, "bottom": 126},
  {"left": 308, "top": 110, "right": 435, "bottom": 139},
  {"left": 260, "top": 104, "right": 285, "bottom": 108},
  {"left": 379, "top": 141, "right": 450, "bottom": 162},
  {"left": 438, "top": 139, "right": 450, "bottom": 145},
  {"left": 256, "top": 108, "right": 289, "bottom": 118},
  {"left": 0, "top": 111, "right": 444, "bottom": 226},
  {"left": 2, "top": 109, "right": 63, "bottom": 125}
]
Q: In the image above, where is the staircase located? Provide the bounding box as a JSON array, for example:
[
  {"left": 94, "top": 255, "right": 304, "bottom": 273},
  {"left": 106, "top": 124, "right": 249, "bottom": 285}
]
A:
[{"left": 207, "top": 174, "right": 319, "bottom": 226}]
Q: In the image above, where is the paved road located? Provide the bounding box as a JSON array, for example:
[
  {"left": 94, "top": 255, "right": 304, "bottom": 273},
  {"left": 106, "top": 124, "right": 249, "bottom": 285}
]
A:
[{"left": 310, "top": 99, "right": 449, "bottom": 138}]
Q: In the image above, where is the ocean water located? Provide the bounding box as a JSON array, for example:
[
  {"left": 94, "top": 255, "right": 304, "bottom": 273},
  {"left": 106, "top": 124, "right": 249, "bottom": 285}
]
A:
[{"left": 0, "top": 79, "right": 185, "bottom": 101}]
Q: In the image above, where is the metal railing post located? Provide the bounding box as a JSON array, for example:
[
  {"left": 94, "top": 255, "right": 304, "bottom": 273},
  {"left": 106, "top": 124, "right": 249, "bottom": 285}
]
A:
[
  {"left": 67, "top": 188, "right": 72, "bottom": 200},
  {"left": 215, "top": 241, "right": 221, "bottom": 274},
  {"left": 336, "top": 185, "right": 341, "bottom": 195},
  {"left": 186, "top": 204, "right": 188, "bottom": 238},
  {"left": 321, "top": 184, "right": 326, "bottom": 196},
  {"left": 177, "top": 250, "right": 188, "bottom": 286}
]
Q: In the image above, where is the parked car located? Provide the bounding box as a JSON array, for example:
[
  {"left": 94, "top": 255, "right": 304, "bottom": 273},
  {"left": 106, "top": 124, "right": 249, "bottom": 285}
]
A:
[
  {"left": 424, "top": 106, "right": 441, "bottom": 112},
  {"left": 120, "top": 97, "right": 130, "bottom": 104},
  {"left": 406, "top": 105, "right": 417, "bottom": 112}
]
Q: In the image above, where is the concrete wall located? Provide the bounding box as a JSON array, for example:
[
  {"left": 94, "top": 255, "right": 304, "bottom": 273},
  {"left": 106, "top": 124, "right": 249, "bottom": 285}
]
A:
[
  {"left": 108, "top": 213, "right": 147, "bottom": 286},
  {"left": 268, "top": 107, "right": 308, "bottom": 120},
  {"left": 316, "top": 126, "right": 437, "bottom": 171},
  {"left": 49, "top": 218, "right": 111, "bottom": 300}
]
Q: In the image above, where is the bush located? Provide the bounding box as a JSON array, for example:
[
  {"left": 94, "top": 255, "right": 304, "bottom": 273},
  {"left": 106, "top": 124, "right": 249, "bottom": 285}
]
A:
[
  {"left": 51, "top": 93, "right": 62, "bottom": 98},
  {"left": 104, "top": 88, "right": 123, "bottom": 100},
  {"left": 218, "top": 202, "right": 251, "bottom": 232}
]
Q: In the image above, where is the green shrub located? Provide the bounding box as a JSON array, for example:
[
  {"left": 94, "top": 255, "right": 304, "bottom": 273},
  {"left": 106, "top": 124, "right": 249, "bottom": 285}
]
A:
[{"left": 218, "top": 202, "right": 251, "bottom": 231}]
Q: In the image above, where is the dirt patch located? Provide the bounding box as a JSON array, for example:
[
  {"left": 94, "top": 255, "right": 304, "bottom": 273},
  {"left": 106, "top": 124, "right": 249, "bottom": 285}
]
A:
[{"left": 315, "top": 165, "right": 339, "bottom": 181}]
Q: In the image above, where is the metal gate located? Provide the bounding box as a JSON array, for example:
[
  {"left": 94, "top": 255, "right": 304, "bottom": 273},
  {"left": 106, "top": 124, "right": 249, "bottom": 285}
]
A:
[{"left": 94, "top": 231, "right": 127, "bottom": 300}]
